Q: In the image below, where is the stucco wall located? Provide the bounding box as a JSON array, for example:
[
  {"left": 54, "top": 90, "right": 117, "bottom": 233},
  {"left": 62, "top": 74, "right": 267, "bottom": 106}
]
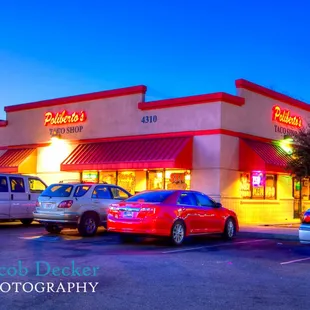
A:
[
  {"left": 0, "top": 94, "right": 222, "bottom": 147},
  {"left": 221, "top": 89, "right": 310, "bottom": 140}
]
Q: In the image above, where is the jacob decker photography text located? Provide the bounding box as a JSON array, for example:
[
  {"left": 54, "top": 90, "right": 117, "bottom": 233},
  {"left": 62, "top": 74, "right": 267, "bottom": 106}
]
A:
[{"left": 0, "top": 260, "right": 100, "bottom": 293}]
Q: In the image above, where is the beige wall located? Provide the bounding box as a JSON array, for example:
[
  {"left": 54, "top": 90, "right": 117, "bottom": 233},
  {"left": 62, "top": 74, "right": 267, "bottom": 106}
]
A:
[
  {"left": 0, "top": 94, "right": 221, "bottom": 147},
  {"left": 36, "top": 172, "right": 81, "bottom": 186},
  {"left": 221, "top": 89, "right": 310, "bottom": 140}
]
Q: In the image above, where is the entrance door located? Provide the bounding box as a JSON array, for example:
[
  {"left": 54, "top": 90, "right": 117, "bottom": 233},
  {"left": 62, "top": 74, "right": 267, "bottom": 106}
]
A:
[{"left": 293, "top": 178, "right": 309, "bottom": 219}]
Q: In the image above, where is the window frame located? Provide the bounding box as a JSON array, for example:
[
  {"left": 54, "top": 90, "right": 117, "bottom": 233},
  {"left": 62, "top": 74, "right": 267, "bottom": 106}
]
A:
[
  {"left": 73, "top": 185, "right": 92, "bottom": 198},
  {"left": 92, "top": 185, "right": 113, "bottom": 199},
  {"left": 240, "top": 172, "right": 277, "bottom": 200},
  {"left": 9, "top": 177, "right": 25, "bottom": 193},
  {"left": 177, "top": 192, "right": 197, "bottom": 206},
  {"left": 110, "top": 186, "right": 130, "bottom": 200},
  {"left": 194, "top": 192, "right": 216, "bottom": 208},
  {"left": 28, "top": 177, "right": 47, "bottom": 194},
  {"left": 0, "top": 176, "right": 8, "bottom": 193}
]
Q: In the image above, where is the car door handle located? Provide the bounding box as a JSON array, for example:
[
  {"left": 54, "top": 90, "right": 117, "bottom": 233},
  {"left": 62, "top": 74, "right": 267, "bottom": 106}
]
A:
[{"left": 93, "top": 200, "right": 100, "bottom": 203}]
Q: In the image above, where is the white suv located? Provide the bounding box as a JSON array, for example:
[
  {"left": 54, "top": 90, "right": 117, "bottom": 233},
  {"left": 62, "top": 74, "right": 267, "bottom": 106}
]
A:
[
  {"left": 0, "top": 173, "right": 47, "bottom": 225},
  {"left": 33, "top": 183, "right": 131, "bottom": 236}
]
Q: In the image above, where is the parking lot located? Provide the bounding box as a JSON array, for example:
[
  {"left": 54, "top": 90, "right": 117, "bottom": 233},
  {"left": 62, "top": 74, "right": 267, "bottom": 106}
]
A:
[{"left": 0, "top": 222, "right": 309, "bottom": 310}]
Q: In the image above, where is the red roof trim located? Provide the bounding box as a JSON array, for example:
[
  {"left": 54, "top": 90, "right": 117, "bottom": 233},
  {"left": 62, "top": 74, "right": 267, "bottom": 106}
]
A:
[
  {"left": 236, "top": 79, "right": 310, "bottom": 112},
  {"left": 138, "top": 92, "right": 245, "bottom": 110},
  {"left": 0, "top": 120, "right": 8, "bottom": 127},
  {"left": 0, "top": 129, "right": 273, "bottom": 150},
  {"left": 4, "top": 85, "right": 147, "bottom": 113}
]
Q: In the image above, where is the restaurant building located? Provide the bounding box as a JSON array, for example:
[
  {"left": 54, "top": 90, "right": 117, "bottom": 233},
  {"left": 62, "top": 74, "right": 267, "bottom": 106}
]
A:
[{"left": 0, "top": 79, "right": 309, "bottom": 224}]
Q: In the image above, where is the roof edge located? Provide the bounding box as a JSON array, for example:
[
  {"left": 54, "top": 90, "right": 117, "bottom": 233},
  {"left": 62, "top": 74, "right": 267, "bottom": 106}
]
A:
[
  {"left": 4, "top": 85, "right": 147, "bottom": 113},
  {"left": 138, "top": 92, "right": 245, "bottom": 110},
  {"left": 236, "top": 79, "right": 310, "bottom": 112}
]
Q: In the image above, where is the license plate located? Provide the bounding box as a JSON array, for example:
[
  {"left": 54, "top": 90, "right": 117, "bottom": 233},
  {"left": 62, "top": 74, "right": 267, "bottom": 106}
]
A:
[
  {"left": 123, "top": 211, "right": 133, "bottom": 218},
  {"left": 43, "top": 203, "right": 54, "bottom": 209}
]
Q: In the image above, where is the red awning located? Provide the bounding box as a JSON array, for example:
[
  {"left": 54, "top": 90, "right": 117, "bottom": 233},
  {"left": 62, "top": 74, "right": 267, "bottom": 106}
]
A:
[
  {"left": 0, "top": 148, "right": 36, "bottom": 173},
  {"left": 61, "top": 137, "right": 193, "bottom": 171},
  {"left": 239, "top": 139, "right": 292, "bottom": 173}
]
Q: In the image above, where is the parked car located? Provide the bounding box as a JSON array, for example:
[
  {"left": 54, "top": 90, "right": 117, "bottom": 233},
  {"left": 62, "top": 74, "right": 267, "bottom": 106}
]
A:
[
  {"left": 107, "top": 189, "right": 239, "bottom": 245},
  {"left": 299, "top": 209, "right": 310, "bottom": 243},
  {"left": 33, "top": 183, "right": 131, "bottom": 236},
  {"left": 0, "top": 173, "right": 47, "bottom": 225}
]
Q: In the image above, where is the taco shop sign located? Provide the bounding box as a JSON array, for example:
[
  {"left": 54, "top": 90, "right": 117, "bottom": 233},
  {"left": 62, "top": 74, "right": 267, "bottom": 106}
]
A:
[
  {"left": 272, "top": 105, "right": 303, "bottom": 137},
  {"left": 44, "top": 110, "right": 87, "bottom": 136}
]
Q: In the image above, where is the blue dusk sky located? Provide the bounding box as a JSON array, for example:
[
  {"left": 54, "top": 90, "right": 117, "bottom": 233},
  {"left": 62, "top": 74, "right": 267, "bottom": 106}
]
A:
[{"left": 0, "top": 0, "right": 309, "bottom": 120}]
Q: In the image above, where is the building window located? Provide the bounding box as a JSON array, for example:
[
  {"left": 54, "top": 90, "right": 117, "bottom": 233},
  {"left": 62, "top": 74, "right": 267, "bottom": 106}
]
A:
[
  {"left": 82, "top": 171, "right": 98, "bottom": 183},
  {"left": 252, "top": 172, "right": 265, "bottom": 199},
  {"left": 240, "top": 173, "right": 251, "bottom": 198},
  {"left": 117, "top": 171, "right": 136, "bottom": 195},
  {"left": 148, "top": 170, "right": 164, "bottom": 190},
  {"left": 265, "top": 174, "right": 276, "bottom": 199},
  {"left": 293, "top": 178, "right": 301, "bottom": 199},
  {"left": 240, "top": 172, "right": 276, "bottom": 199},
  {"left": 165, "top": 170, "right": 191, "bottom": 190},
  {"left": 99, "top": 171, "right": 117, "bottom": 184},
  {"left": 293, "top": 177, "right": 310, "bottom": 200}
]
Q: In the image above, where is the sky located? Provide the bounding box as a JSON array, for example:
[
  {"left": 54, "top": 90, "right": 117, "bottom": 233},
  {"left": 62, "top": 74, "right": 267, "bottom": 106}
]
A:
[{"left": 0, "top": 0, "right": 309, "bottom": 120}]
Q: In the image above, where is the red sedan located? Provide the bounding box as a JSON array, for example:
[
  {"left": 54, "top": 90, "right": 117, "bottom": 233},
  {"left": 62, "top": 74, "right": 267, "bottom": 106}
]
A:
[{"left": 107, "top": 190, "right": 239, "bottom": 245}]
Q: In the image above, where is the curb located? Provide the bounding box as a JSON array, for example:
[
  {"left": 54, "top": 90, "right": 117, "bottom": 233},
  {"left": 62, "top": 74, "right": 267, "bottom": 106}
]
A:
[{"left": 238, "top": 231, "right": 299, "bottom": 241}]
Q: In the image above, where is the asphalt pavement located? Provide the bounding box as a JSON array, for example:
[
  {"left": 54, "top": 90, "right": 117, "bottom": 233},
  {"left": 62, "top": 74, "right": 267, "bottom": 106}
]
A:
[{"left": 0, "top": 222, "right": 308, "bottom": 310}]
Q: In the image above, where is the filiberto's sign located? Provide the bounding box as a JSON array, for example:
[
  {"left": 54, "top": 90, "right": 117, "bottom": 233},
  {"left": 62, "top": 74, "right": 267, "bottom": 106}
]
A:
[
  {"left": 44, "top": 110, "right": 86, "bottom": 136},
  {"left": 272, "top": 105, "right": 303, "bottom": 136}
]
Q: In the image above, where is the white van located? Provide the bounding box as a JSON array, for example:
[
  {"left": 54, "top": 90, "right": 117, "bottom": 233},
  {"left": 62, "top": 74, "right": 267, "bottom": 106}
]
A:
[{"left": 0, "top": 174, "right": 47, "bottom": 225}]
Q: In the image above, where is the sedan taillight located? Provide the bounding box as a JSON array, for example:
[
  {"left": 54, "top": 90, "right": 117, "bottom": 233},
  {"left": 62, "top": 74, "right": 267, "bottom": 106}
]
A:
[
  {"left": 140, "top": 207, "right": 155, "bottom": 213},
  {"left": 302, "top": 212, "right": 310, "bottom": 223},
  {"left": 58, "top": 200, "right": 73, "bottom": 209}
]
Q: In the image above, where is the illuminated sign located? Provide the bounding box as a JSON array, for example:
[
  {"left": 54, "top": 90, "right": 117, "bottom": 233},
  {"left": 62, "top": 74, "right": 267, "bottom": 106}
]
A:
[
  {"left": 272, "top": 105, "right": 302, "bottom": 128},
  {"left": 252, "top": 172, "right": 264, "bottom": 187},
  {"left": 44, "top": 110, "right": 86, "bottom": 126}
]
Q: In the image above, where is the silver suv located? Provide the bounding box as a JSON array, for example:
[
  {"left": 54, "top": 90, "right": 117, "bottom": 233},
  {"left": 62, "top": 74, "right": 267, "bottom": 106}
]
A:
[{"left": 33, "top": 183, "right": 131, "bottom": 236}]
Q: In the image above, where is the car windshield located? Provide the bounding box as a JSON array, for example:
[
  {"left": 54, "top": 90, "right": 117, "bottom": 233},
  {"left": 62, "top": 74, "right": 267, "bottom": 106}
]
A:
[
  {"left": 41, "top": 184, "right": 74, "bottom": 197},
  {"left": 126, "top": 191, "right": 174, "bottom": 203}
]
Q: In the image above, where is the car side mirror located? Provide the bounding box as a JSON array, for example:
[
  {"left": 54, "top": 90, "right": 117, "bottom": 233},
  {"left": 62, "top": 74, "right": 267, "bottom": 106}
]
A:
[{"left": 215, "top": 202, "right": 222, "bottom": 208}]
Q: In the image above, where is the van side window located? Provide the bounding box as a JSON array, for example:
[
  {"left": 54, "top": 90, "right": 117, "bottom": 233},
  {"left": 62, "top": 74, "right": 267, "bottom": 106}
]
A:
[
  {"left": 0, "top": 176, "right": 8, "bottom": 192},
  {"left": 28, "top": 178, "right": 47, "bottom": 194},
  {"left": 9, "top": 177, "right": 25, "bottom": 193}
]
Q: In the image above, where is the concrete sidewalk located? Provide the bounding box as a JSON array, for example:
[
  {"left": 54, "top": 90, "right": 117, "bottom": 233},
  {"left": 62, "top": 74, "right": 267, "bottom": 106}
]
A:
[{"left": 238, "top": 224, "right": 299, "bottom": 241}]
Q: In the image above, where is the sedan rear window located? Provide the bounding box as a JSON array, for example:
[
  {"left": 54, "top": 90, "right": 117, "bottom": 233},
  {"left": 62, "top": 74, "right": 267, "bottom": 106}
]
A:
[
  {"left": 41, "top": 184, "right": 73, "bottom": 197},
  {"left": 126, "top": 191, "right": 174, "bottom": 203}
]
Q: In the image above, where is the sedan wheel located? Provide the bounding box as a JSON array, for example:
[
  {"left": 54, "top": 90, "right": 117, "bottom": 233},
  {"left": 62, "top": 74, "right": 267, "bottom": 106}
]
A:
[
  {"left": 223, "top": 218, "right": 235, "bottom": 240},
  {"left": 171, "top": 221, "right": 185, "bottom": 246}
]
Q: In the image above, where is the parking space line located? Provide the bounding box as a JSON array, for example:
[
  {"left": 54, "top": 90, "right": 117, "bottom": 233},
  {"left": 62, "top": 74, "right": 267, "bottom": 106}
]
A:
[
  {"left": 162, "top": 239, "right": 268, "bottom": 254},
  {"left": 280, "top": 257, "right": 310, "bottom": 265}
]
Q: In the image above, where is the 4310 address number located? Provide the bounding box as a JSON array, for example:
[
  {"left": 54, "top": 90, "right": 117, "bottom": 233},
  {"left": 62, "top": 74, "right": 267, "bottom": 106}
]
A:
[{"left": 141, "top": 115, "right": 158, "bottom": 123}]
